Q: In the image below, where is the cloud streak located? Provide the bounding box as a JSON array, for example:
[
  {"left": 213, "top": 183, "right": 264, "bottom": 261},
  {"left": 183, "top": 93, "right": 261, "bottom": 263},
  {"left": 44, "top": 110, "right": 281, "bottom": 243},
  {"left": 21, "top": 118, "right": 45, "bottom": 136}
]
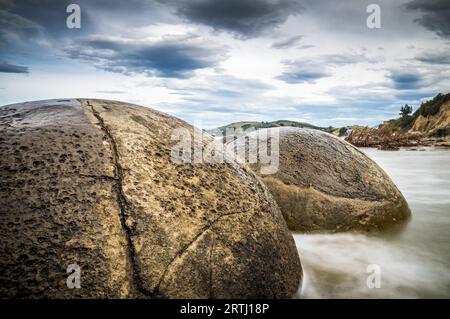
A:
[
  {"left": 388, "top": 70, "right": 423, "bottom": 90},
  {"left": 277, "top": 61, "right": 331, "bottom": 84},
  {"left": 64, "top": 34, "right": 228, "bottom": 78},
  {"left": 0, "top": 61, "right": 29, "bottom": 73},
  {"left": 416, "top": 51, "right": 450, "bottom": 64},
  {"left": 277, "top": 53, "right": 380, "bottom": 84},
  {"left": 272, "top": 35, "right": 303, "bottom": 49}
]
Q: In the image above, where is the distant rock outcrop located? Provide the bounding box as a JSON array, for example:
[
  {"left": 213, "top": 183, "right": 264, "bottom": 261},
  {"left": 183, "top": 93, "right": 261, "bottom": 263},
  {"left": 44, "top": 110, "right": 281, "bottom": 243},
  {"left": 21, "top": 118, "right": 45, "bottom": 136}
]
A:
[
  {"left": 344, "top": 93, "right": 450, "bottom": 148},
  {"left": 344, "top": 125, "right": 422, "bottom": 149},
  {"left": 0, "top": 99, "right": 302, "bottom": 298},
  {"left": 229, "top": 127, "right": 411, "bottom": 233}
]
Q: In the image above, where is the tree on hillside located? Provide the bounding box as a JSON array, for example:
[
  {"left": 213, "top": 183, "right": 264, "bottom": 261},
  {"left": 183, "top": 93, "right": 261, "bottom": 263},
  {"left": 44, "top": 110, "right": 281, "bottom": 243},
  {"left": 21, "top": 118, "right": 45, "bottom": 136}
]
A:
[
  {"left": 398, "top": 104, "right": 413, "bottom": 128},
  {"left": 399, "top": 104, "right": 412, "bottom": 118}
]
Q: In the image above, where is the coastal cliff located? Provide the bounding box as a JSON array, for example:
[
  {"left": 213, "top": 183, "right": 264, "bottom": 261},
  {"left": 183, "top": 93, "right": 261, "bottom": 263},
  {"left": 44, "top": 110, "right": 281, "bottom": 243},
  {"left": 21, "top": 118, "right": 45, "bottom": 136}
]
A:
[{"left": 344, "top": 93, "right": 450, "bottom": 149}]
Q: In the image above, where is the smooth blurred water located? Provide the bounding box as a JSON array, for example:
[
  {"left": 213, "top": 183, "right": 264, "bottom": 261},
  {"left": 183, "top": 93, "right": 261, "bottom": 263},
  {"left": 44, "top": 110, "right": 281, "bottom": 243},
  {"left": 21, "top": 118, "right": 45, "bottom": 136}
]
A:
[{"left": 294, "top": 147, "right": 450, "bottom": 298}]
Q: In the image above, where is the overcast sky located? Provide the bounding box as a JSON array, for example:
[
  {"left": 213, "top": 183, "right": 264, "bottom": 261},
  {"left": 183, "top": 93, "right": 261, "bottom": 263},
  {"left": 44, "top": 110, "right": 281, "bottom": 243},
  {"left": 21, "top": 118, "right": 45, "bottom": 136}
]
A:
[{"left": 1, "top": 0, "right": 449, "bottom": 128}]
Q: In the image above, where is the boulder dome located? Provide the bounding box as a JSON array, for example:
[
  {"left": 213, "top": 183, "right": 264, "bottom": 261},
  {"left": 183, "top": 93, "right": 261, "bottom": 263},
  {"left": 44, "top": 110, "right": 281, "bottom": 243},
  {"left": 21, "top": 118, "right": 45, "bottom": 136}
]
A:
[
  {"left": 0, "top": 99, "right": 302, "bottom": 298},
  {"left": 227, "top": 127, "right": 411, "bottom": 233}
]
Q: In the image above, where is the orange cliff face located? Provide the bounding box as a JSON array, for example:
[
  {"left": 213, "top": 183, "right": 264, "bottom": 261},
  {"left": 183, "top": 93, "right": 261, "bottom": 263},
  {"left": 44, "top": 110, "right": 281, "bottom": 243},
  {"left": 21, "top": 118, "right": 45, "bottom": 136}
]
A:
[{"left": 409, "top": 99, "right": 450, "bottom": 137}]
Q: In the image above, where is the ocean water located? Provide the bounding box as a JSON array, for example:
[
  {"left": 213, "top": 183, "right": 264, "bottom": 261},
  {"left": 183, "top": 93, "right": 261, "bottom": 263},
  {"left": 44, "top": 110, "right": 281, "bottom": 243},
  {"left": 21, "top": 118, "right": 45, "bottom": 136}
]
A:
[{"left": 294, "top": 147, "right": 450, "bottom": 298}]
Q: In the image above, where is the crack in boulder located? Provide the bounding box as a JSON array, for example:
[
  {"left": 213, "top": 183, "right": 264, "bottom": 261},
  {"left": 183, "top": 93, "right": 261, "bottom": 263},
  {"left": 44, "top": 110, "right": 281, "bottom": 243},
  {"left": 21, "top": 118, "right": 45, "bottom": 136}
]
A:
[{"left": 85, "top": 100, "right": 154, "bottom": 298}]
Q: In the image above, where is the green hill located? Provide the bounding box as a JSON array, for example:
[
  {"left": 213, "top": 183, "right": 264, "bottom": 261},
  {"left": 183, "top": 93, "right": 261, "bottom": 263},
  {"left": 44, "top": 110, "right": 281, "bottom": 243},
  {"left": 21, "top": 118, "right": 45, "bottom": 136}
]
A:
[{"left": 207, "top": 120, "right": 331, "bottom": 138}]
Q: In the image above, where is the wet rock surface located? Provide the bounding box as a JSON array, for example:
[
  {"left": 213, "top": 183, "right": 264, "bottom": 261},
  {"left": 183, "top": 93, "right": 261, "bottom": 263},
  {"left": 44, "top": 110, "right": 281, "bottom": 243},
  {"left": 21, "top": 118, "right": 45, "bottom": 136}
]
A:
[
  {"left": 229, "top": 127, "right": 411, "bottom": 233},
  {"left": 0, "top": 99, "right": 302, "bottom": 298}
]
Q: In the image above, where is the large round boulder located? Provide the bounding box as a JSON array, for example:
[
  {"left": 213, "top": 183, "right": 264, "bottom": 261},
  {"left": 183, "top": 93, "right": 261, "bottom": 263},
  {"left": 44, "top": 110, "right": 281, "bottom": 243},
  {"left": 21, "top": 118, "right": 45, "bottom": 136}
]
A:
[
  {"left": 0, "top": 99, "right": 301, "bottom": 298},
  {"left": 227, "top": 127, "right": 411, "bottom": 233}
]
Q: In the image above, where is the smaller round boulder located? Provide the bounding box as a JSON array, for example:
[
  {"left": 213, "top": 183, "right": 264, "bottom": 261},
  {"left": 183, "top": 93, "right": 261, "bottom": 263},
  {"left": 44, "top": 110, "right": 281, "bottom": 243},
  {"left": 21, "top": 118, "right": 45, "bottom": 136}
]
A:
[{"left": 227, "top": 127, "right": 411, "bottom": 233}]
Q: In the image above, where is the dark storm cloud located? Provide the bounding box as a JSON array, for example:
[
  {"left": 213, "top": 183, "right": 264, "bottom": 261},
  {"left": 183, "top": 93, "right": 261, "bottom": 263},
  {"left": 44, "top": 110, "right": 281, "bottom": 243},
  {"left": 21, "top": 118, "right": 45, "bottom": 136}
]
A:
[
  {"left": 0, "top": 0, "right": 168, "bottom": 46},
  {"left": 0, "top": 61, "right": 29, "bottom": 73},
  {"left": 64, "top": 35, "right": 227, "bottom": 78},
  {"left": 162, "top": 0, "right": 303, "bottom": 37},
  {"left": 0, "top": 4, "right": 43, "bottom": 45},
  {"left": 405, "top": 0, "right": 450, "bottom": 38},
  {"left": 0, "top": 0, "right": 83, "bottom": 40},
  {"left": 3, "top": 0, "right": 304, "bottom": 39},
  {"left": 388, "top": 70, "right": 423, "bottom": 90},
  {"left": 272, "top": 35, "right": 303, "bottom": 49}
]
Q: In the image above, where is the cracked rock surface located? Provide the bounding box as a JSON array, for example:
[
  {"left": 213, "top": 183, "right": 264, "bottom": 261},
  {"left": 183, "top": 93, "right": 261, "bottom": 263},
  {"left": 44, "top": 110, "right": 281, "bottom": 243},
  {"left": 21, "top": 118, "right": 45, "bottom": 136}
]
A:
[
  {"left": 228, "top": 127, "right": 411, "bottom": 233},
  {"left": 0, "top": 99, "right": 302, "bottom": 298}
]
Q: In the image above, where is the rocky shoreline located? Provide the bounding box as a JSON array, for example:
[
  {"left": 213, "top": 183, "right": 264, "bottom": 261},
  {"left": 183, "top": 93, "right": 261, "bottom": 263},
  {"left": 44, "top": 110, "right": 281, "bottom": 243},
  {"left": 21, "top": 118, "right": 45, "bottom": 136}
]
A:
[
  {"left": 344, "top": 126, "right": 450, "bottom": 150},
  {"left": 343, "top": 93, "right": 450, "bottom": 150}
]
